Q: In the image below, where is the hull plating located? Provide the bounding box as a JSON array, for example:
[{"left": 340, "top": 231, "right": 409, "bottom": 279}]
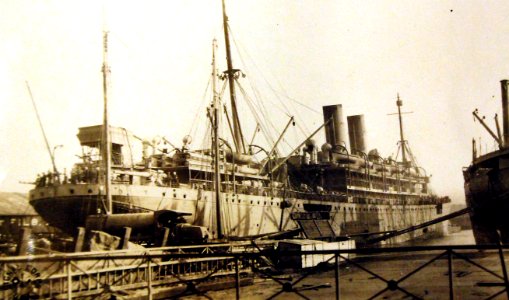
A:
[
  {"left": 30, "top": 183, "right": 445, "bottom": 245},
  {"left": 464, "top": 164, "right": 509, "bottom": 244}
]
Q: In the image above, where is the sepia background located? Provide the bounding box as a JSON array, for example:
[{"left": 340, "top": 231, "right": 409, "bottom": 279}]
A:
[{"left": 1, "top": 0, "right": 509, "bottom": 204}]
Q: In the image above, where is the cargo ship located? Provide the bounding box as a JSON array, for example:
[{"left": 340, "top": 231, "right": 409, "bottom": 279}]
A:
[
  {"left": 464, "top": 79, "right": 509, "bottom": 244},
  {"left": 29, "top": 1, "right": 449, "bottom": 246}
]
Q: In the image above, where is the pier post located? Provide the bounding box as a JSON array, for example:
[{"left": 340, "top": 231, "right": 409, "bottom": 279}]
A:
[
  {"left": 147, "top": 258, "right": 153, "bottom": 300},
  {"left": 121, "top": 227, "right": 132, "bottom": 250},
  {"left": 1, "top": 263, "right": 6, "bottom": 300},
  {"left": 447, "top": 249, "right": 453, "bottom": 300},
  {"left": 235, "top": 256, "right": 240, "bottom": 300},
  {"left": 496, "top": 231, "right": 509, "bottom": 298},
  {"left": 74, "top": 227, "right": 86, "bottom": 252},
  {"left": 335, "top": 253, "right": 340, "bottom": 300},
  {"left": 161, "top": 227, "right": 170, "bottom": 247},
  {"left": 16, "top": 227, "right": 31, "bottom": 256},
  {"left": 67, "top": 260, "right": 72, "bottom": 300}
]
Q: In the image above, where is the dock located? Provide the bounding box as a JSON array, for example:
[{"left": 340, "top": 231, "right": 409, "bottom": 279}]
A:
[
  {"left": 197, "top": 245, "right": 509, "bottom": 300},
  {"left": 2, "top": 240, "right": 509, "bottom": 299}
]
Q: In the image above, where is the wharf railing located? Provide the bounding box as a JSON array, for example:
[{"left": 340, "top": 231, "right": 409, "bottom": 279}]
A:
[
  {"left": 1, "top": 244, "right": 509, "bottom": 299},
  {"left": 0, "top": 242, "right": 270, "bottom": 299}
]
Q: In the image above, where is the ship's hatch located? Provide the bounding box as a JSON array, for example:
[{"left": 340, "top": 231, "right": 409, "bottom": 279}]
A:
[{"left": 291, "top": 211, "right": 336, "bottom": 240}]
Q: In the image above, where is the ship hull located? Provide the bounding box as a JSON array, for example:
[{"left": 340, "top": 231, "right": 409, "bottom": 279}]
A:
[
  {"left": 464, "top": 159, "right": 509, "bottom": 244},
  {"left": 30, "top": 183, "right": 446, "bottom": 245}
]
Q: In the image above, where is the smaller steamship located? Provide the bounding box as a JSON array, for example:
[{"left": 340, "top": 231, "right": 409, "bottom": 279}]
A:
[{"left": 464, "top": 79, "right": 509, "bottom": 244}]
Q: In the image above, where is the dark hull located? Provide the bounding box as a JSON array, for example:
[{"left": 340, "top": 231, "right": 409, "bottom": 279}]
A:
[
  {"left": 31, "top": 196, "right": 98, "bottom": 234},
  {"left": 464, "top": 151, "right": 509, "bottom": 244},
  {"left": 30, "top": 196, "right": 143, "bottom": 235}
]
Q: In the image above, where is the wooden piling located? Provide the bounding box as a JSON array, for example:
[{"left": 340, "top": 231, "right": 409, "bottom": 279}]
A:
[
  {"left": 16, "top": 227, "right": 31, "bottom": 256},
  {"left": 121, "top": 227, "right": 132, "bottom": 249},
  {"left": 74, "top": 227, "right": 86, "bottom": 252}
]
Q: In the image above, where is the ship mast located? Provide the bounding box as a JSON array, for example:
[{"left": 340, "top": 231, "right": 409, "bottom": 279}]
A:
[
  {"left": 212, "top": 39, "right": 223, "bottom": 239},
  {"left": 222, "top": 0, "right": 246, "bottom": 154},
  {"left": 396, "top": 94, "right": 407, "bottom": 166},
  {"left": 102, "top": 31, "right": 113, "bottom": 214}
]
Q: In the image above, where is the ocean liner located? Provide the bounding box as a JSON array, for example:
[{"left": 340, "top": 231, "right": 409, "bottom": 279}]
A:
[
  {"left": 464, "top": 79, "right": 509, "bottom": 244},
  {"left": 29, "top": 1, "right": 449, "bottom": 245}
]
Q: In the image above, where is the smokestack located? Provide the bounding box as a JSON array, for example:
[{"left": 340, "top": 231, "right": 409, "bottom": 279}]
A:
[
  {"left": 502, "top": 79, "right": 509, "bottom": 148},
  {"left": 347, "top": 115, "right": 367, "bottom": 153},
  {"left": 323, "top": 104, "right": 347, "bottom": 149}
]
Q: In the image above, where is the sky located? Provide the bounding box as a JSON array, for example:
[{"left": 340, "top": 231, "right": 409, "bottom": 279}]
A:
[{"left": 1, "top": 0, "right": 509, "bottom": 204}]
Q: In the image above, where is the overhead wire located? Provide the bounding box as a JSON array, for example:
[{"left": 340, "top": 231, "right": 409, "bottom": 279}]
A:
[
  {"left": 187, "top": 77, "right": 212, "bottom": 143},
  {"left": 229, "top": 26, "right": 318, "bottom": 136},
  {"left": 228, "top": 28, "right": 280, "bottom": 150},
  {"left": 228, "top": 26, "right": 321, "bottom": 155},
  {"left": 229, "top": 27, "right": 303, "bottom": 155}
]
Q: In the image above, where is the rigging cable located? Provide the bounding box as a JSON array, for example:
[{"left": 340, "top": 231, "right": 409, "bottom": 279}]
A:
[
  {"left": 229, "top": 27, "right": 316, "bottom": 154},
  {"left": 229, "top": 26, "right": 319, "bottom": 133},
  {"left": 187, "top": 77, "right": 212, "bottom": 142},
  {"left": 235, "top": 80, "right": 278, "bottom": 152}
]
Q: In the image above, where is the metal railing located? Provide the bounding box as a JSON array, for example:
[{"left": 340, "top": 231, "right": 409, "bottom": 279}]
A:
[{"left": 1, "top": 244, "right": 509, "bottom": 299}]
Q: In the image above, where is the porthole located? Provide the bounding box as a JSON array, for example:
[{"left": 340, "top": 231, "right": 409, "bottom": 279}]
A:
[
  {"left": 183, "top": 194, "right": 187, "bottom": 199},
  {"left": 162, "top": 192, "right": 166, "bottom": 197},
  {"left": 87, "top": 189, "right": 93, "bottom": 194},
  {"left": 70, "top": 189, "right": 75, "bottom": 195},
  {"left": 173, "top": 194, "right": 177, "bottom": 198}
]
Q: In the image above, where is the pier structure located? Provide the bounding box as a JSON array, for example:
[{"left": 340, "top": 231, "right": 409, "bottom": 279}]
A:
[{"left": 1, "top": 243, "right": 509, "bottom": 299}]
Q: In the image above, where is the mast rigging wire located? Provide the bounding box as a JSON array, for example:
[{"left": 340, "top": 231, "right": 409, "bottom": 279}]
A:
[
  {"left": 228, "top": 26, "right": 315, "bottom": 149},
  {"left": 229, "top": 26, "right": 319, "bottom": 126},
  {"left": 187, "top": 77, "right": 212, "bottom": 141}
]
